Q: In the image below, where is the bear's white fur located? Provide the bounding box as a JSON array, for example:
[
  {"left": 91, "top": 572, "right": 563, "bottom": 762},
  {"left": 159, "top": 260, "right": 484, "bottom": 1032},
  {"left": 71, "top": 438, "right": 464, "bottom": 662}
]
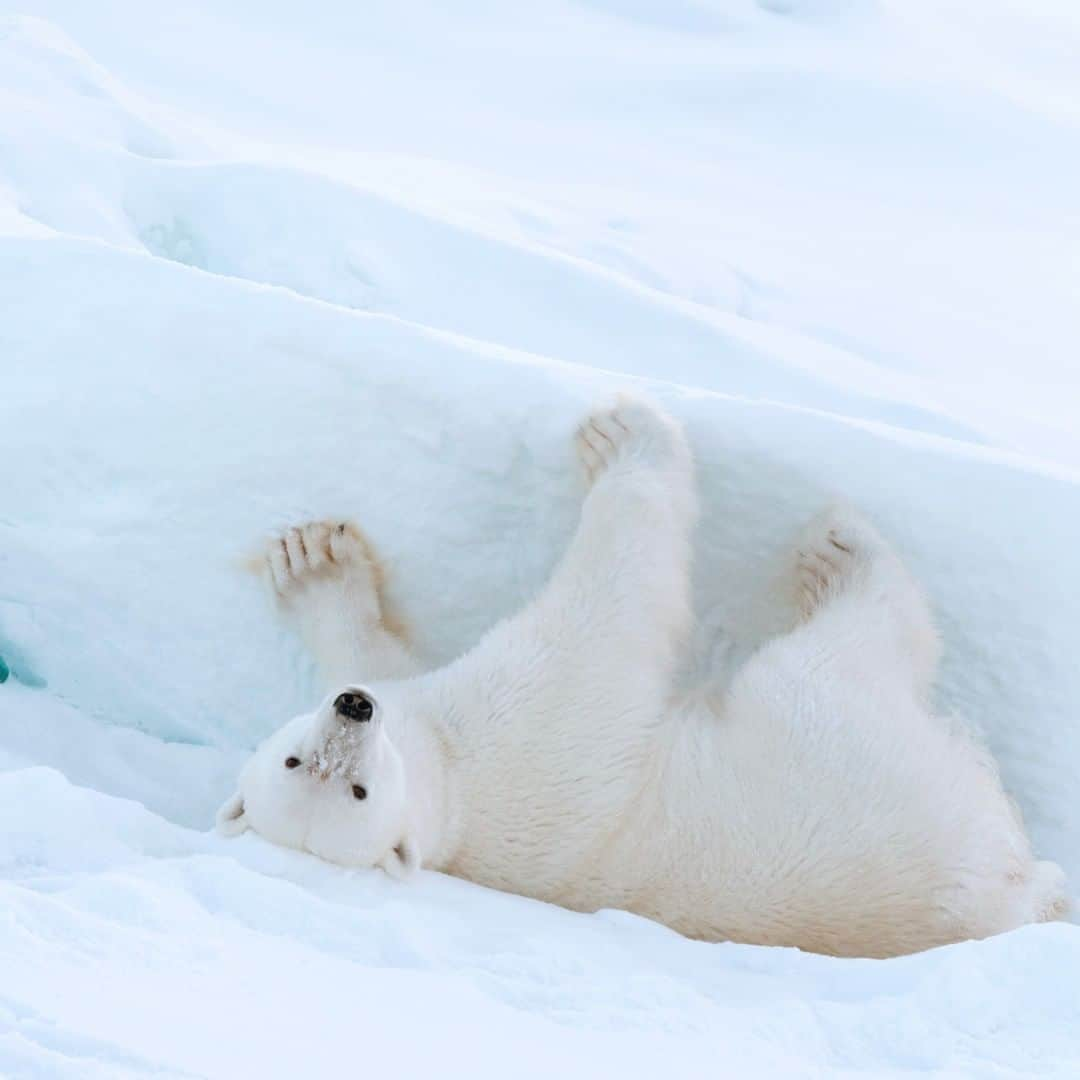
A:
[{"left": 219, "top": 399, "right": 1068, "bottom": 957}]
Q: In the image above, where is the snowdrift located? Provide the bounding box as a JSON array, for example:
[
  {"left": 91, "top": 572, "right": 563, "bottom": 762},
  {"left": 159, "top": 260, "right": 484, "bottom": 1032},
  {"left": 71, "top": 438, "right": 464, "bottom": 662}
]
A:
[{"left": 2, "top": 8, "right": 1079, "bottom": 1076}]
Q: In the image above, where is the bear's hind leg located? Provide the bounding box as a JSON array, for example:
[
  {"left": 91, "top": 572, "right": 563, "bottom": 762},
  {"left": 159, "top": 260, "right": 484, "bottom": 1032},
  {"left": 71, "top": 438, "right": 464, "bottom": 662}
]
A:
[
  {"left": 784, "top": 505, "right": 941, "bottom": 699},
  {"left": 265, "top": 520, "right": 422, "bottom": 689}
]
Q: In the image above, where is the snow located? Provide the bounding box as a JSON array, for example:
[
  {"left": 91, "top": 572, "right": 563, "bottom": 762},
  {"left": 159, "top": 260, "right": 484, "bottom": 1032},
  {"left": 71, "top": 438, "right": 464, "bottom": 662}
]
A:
[
  {"left": 5, "top": 756, "right": 1080, "bottom": 1079},
  {"left": 1, "top": 3, "right": 1079, "bottom": 1076}
]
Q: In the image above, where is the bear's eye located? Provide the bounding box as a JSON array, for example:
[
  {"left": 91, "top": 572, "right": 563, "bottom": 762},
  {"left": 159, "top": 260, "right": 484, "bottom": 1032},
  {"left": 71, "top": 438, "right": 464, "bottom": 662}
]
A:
[
  {"left": 352, "top": 784, "right": 367, "bottom": 801},
  {"left": 284, "top": 757, "right": 302, "bottom": 769}
]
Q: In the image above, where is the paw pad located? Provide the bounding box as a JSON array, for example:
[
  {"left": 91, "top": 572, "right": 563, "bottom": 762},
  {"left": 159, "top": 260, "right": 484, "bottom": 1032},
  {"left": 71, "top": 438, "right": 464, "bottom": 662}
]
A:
[
  {"left": 266, "top": 519, "right": 374, "bottom": 594},
  {"left": 574, "top": 396, "right": 687, "bottom": 483}
]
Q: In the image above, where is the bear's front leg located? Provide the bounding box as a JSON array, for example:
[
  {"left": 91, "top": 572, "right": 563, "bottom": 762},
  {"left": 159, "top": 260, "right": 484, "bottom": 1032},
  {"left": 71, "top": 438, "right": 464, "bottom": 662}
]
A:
[
  {"left": 413, "top": 397, "right": 699, "bottom": 889},
  {"left": 265, "top": 520, "right": 421, "bottom": 689},
  {"left": 438, "top": 397, "right": 697, "bottom": 795},
  {"left": 563, "top": 395, "right": 697, "bottom": 643}
]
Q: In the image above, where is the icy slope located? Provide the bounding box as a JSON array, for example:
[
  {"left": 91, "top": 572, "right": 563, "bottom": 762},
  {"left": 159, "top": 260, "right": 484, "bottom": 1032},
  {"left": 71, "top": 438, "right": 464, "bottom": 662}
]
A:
[
  {"left": 18, "top": 0, "right": 1080, "bottom": 463},
  {"left": 2, "top": 6, "right": 1079, "bottom": 1077},
  {"left": 0, "top": 15, "right": 976, "bottom": 438}
]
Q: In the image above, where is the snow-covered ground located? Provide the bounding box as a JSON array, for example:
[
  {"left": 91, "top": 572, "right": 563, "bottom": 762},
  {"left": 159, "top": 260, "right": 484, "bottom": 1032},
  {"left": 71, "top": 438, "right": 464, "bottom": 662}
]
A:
[{"left": 2, "top": 3, "right": 1079, "bottom": 1075}]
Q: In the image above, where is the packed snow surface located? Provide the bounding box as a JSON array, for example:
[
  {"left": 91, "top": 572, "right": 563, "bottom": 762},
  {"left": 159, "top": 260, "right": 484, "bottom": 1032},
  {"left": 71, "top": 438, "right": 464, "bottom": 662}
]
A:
[{"left": 2, "top": 2, "right": 1079, "bottom": 1076}]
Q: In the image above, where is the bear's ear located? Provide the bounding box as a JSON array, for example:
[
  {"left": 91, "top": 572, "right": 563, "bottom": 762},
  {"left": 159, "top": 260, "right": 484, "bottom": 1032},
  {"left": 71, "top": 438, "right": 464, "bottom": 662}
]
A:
[
  {"left": 379, "top": 833, "right": 421, "bottom": 881},
  {"left": 215, "top": 791, "right": 249, "bottom": 837}
]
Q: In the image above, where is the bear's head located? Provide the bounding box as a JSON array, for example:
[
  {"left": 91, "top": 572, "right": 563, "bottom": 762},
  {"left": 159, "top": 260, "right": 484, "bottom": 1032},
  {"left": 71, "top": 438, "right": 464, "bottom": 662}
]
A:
[{"left": 215, "top": 685, "right": 420, "bottom": 878}]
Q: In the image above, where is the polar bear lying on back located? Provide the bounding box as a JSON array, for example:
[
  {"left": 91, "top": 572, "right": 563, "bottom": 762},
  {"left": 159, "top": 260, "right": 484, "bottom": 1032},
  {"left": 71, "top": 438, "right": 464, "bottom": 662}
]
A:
[{"left": 218, "top": 398, "right": 1068, "bottom": 957}]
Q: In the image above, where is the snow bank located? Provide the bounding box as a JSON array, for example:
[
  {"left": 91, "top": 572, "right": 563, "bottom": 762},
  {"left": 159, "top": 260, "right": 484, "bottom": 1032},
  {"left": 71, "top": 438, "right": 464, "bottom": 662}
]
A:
[
  {"left": 5, "top": 757, "right": 1079, "bottom": 1077},
  {"left": 2, "top": 5, "right": 1079, "bottom": 1076}
]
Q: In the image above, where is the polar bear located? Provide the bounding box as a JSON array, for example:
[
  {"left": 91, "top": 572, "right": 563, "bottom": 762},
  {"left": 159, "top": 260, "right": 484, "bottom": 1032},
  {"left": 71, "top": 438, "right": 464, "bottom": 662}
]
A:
[{"left": 218, "top": 398, "right": 1068, "bottom": 957}]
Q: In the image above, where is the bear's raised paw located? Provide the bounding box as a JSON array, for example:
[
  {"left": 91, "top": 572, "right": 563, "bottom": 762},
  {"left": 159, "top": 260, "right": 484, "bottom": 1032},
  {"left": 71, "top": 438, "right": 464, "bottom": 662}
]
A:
[
  {"left": 575, "top": 396, "right": 690, "bottom": 485},
  {"left": 266, "top": 520, "right": 383, "bottom": 599},
  {"left": 792, "top": 506, "right": 886, "bottom": 618}
]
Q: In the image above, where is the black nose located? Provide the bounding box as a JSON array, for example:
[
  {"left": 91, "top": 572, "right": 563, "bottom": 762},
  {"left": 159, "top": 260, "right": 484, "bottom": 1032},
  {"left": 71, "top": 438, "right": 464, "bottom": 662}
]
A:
[{"left": 334, "top": 691, "right": 373, "bottom": 723}]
